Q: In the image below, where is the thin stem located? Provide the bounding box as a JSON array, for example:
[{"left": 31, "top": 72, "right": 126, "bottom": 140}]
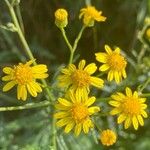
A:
[
  {"left": 60, "top": 26, "right": 86, "bottom": 64},
  {"left": 141, "top": 93, "right": 150, "bottom": 97},
  {"left": 69, "top": 50, "right": 74, "bottom": 64},
  {"left": 72, "top": 25, "right": 85, "bottom": 52},
  {"left": 139, "top": 77, "right": 150, "bottom": 93},
  {"left": 4, "top": 0, "right": 34, "bottom": 60},
  {"left": 0, "top": 100, "right": 51, "bottom": 112},
  {"left": 4, "top": 0, "right": 54, "bottom": 101},
  {"left": 16, "top": 4, "right": 25, "bottom": 34},
  {"left": 93, "top": 121, "right": 102, "bottom": 132},
  {"left": 69, "top": 25, "right": 86, "bottom": 64},
  {"left": 51, "top": 118, "right": 57, "bottom": 150},
  {"left": 60, "top": 28, "right": 72, "bottom": 52},
  {"left": 5, "top": 1, "right": 56, "bottom": 149},
  {"left": 85, "top": 0, "right": 91, "bottom": 6}
]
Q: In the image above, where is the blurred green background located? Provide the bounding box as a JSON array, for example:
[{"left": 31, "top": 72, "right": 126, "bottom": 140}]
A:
[{"left": 0, "top": 0, "right": 150, "bottom": 150}]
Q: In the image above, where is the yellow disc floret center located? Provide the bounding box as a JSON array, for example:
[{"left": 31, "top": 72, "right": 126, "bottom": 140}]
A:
[
  {"left": 108, "top": 53, "right": 126, "bottom": 71},
  {"left": 71, "top": 70, "right": 90, "bottom": 87},
  {"left": 71, "top": 103, "right": 89, "bottom": 123},
  {"left": 122, "top": 98, "right": 141, "bottom": 115},
  {"left": 14, "top": 64, "right": 33, "bottom": 85},
  {"left": 55, "top": 9, "right": 68, "bottom": 21},
  {"left": 100, "top": 130, "right": 116, "bottom": 146}
]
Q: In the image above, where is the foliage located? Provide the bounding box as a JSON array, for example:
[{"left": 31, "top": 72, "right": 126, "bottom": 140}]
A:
[{"left": 0, "top": 0, "right": 150, "bottom": 150}]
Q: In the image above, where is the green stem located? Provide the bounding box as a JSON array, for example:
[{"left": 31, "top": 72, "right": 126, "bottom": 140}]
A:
[
  {"left": 5, "top": 1, "right": 56, "bottom": 149},
  {"left": 72, "top": 26, "right": 86, "bottom": 52},
  {"left": 60, "top": 28, "right": 72, "bottom": 52},
  {"left": 139, "top": 77, "right": 150, "bottom": 93},
  {"left": 60, "top": 26, "right": 85, "bottom": 64},
  {"left": 69, "top": 25, "right": 85, "bottom": 64},
  {"left": 141, "top": 93, "right": 150, "bottom": 97},
  {"left": 0, "top": 100, "right": 51, "bottom": 112},
  {"left": 51, "top": 118, "right": 57, "bottom": 150},
  {"left": 4, "top": 0, "right": 34, "bottom": 61},
  {"left": 69, "top": 50, "right": 74, "bottom": 64},
  {"left": 4, "top": 0, "right": 54, "bottom": 101},
  {"left": 16, "top": 4, "right": 25, "bottom": 34},
  {"left": 85, "top": 0, "right": 91, "bottom": 6}
]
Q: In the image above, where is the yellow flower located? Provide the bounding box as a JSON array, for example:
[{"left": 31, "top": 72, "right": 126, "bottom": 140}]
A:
[
  {"left": 57, "top": 60, "right": 104, "bottom": 97},
  {"left": 109, "top": 87, "right": 148, "bottom": 130},
  {"left": 54, "top": 91, "right": 100, "bottom": 136},
  {"left": 79, "top": 6, "right": 106, "bottom": 27},
  {"left": 95, "top": 45, "right": 127, "bottom": 84},
  {"left": 145, "top": 27, "right": 150, "bottom": 39},
  {"left": 100, "top": 129, "right": 117, "bottom": 146},
  {"left": 2, "top": 60, "right": 48, "bottom": 101},
  {"left": 55, "top": 8, "right": 68, "bottom": 28}
]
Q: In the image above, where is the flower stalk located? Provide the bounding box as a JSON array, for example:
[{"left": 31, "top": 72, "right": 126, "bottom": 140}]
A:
[
  {"left": 4, "top": 0, "right": 57, "bottom": 149},
  {"left": 0, "top": 100, "right": 51, "bottom": 112},
  {"left": 60, "top": 26, "right": 86, "bottom": 64}
]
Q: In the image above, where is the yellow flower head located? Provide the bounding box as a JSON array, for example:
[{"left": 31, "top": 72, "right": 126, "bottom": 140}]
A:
[
  {"left": 95, "top": 45, "right": 127, "bottom": 84},
  {"left": 145, "top": 27, "right": 150, "bottom": 39},
  {"left": 57, "top": 60, "right": 104, "bottom": 97},
  {"left": 54, "top": 91, "right": 100, "bottom": 136},
  {"left": 2, "top": 60, "right": 48, "bottom": 101},
  {"left": 100, "top": 129, "right": 117, "bottom": 146},
  {"left": 55, "top": 8, "right": 68, "bottom": 28},
  {"left": 109, "top": 87, "right": 148, "bottom": 130},
  {"left": 79, "top": 6, "right": 106, "bottom": 27}
]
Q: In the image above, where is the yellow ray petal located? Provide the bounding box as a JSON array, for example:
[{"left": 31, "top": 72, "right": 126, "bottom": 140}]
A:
[
  {"left": 99, "top": 64, "right": 110, "bottom": 71},
  {"left": 141, "top": 110, "right": 148, "bottom": 118},
  {"left": 83, "top": 120, "right": 89, "bottom": 134},
  {"left": 90, "top": 77, "right": 104, "bottom": 88},
  {"left": 17, "top": 85, "right": 27, "bottom": 100},
  {"left": 110, "top": 108, "right": 121, "bottom": 115},
  {"left": 124, "top": 117, "right": 131, "bottom": 129},
  {"left": 105, "top": 45, "right": 112, "bottom": 54},
  {"left": 2, "top": 75, "right": 12, "bottom": 81},
  {"left": 54, "top": 112, "right": 69, "bottom": 119},
  {"left": 58, "top": 98, "right": 72, "bottom": 107},
  {"left": 32, "top": 65, "right": 48, "bottom": 73},
  {"left": 95, "top": 52, "right": 107, "bottom": 63},
  {"left": 137, "top": 115, "right": 144, "bottom": 126},
  {"left": 84, "top": 63, "right": 97, "bottom": 75},
  {"left": 88, "top": 106, "right": 100, "bottom": 115},
  {"left": 117, "top": 114, "right": 126, "bottom": 124},
  {"left": 56, "top": 117, "right": 72, "bottom": 127},
  {"left": 132, "top": 116, "right": 138, "bottom": 130},
  {"left": 27, "top": 83, "right": 37, "bottom": 97},
  {"left": 3, "top": 81, "right": 16, "bottom": 92},
  {"left": 74, "top": 123, "right": 82, "bottom": 136},
  {"left": 85, "top": 96, "right": 96, "bottom": 106},
  {"left": 3, "top": 67, "right": 13, "bottom": 74},
  {"left": 125, "top": 87, "right": 132, "bottom": 97},
  {"left": 64, "top": 121, "right": 75, "bottom": 133},
  {"left": 114, "top": 71, "right": 120, "bottom": 84},
  {"left": 109, "top": 101, "right": 120, "bottom": 107},
  {"left": 78, "top": 60, "right": 86, "bottom": 70},
  {"left": 107, "top": 70, "right": 114, "bottom": 81}
]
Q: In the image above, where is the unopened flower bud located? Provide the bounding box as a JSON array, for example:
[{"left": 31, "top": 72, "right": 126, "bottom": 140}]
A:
[{"left": 55, "top": 8, "right": 68, "bottom": 28}]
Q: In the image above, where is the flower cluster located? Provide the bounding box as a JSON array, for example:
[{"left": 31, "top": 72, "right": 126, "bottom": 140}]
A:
[
  {"left": 54, "top": 5, "right": 106, "bottom": 28},
  {"left": 52, "top": 4, "right": 148, "bottom": 148},
  {"left": 1, "top": 3, "right": 149, "bottom": 149}
]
